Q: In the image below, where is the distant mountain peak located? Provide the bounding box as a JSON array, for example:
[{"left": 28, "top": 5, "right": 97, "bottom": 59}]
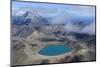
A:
[{"left": 12, "top": 8, "right": 49, "bottom": 26}]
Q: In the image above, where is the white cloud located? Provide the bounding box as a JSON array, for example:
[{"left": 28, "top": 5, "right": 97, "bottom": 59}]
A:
[
  {"left": 64, "top": 22, "right": 95, "bottom": 35},
  {"left": 50, "top": 9, "right": 71, "bottom": 24},
  {"left": 80, "top": 22, "right": 95, "bottom": 35}
]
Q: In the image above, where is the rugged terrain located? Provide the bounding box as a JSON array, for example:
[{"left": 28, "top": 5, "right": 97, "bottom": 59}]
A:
[{"left": 11, "top": 8, "right": 96, "bottom": 66}]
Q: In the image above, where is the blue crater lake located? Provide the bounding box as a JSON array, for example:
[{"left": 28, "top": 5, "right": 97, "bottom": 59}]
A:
[{"left": 39, "top": 45, "right": 73, "bottom": 56}]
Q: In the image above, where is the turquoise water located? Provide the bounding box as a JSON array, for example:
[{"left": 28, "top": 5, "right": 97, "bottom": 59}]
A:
[{"left": 39, "top": 45, "right": 73, "bottom": 56}]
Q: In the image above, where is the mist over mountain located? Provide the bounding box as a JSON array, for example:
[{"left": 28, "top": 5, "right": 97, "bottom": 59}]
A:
[
  {"left": 12, "top": 5, "right": 95, "bottom": 35},
  {"left": 12, "top": 2, "right": 96, "bottom": 65}
]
